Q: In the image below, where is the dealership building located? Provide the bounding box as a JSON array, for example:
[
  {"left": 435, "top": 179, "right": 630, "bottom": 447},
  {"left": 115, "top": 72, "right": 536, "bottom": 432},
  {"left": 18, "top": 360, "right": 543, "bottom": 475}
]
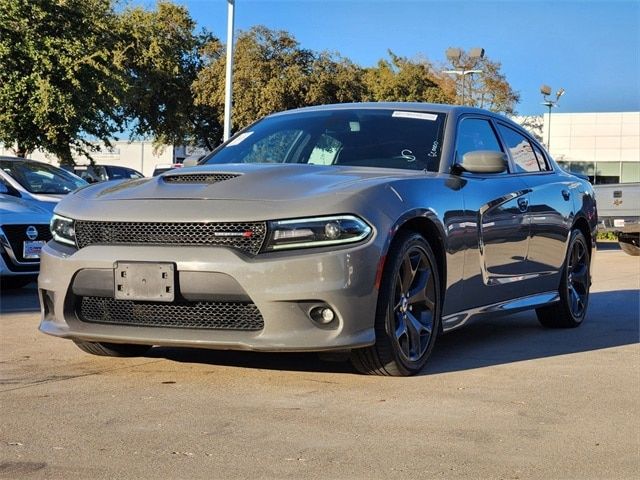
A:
[
  {"left": 0, "top": 141, "right": 191, "bottom": 178},
  {"left": 542, "top": 111, "right": 639, "bottom": 184}
]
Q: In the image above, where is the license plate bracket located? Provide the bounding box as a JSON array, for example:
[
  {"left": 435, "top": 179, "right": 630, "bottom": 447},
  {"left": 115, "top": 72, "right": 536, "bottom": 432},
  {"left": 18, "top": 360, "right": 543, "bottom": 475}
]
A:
[{"left": 114, "top": 262, "right": 175, "bottom": 302}]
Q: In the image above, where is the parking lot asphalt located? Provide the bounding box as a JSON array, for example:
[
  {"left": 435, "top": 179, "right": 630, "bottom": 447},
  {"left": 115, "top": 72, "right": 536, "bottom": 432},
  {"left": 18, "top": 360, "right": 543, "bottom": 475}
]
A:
[{"left": 1, "top": 244, "right": 639, "bottom": 480}]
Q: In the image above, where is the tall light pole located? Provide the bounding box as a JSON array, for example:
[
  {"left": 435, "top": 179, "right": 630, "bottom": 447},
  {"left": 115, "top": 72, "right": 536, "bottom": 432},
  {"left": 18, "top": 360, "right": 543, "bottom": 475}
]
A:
[
  {"left": 540, "top": 84, "right": 565, "bottom": 150},
  {"left": 443, "top": 47, "right": 485, "bottom": 105},
  {"left": 223, "top": 0, "right": 236, "bottom": 142}
]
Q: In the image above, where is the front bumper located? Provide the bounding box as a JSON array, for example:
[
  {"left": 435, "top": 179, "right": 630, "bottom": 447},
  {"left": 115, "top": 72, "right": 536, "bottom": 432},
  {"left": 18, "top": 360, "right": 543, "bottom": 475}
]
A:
[
  {"left": 38, "top": 240, "right": 381, "bottom": 352},
  {"left": 0, "top": 228, "right": 40, "bottom": 276}
]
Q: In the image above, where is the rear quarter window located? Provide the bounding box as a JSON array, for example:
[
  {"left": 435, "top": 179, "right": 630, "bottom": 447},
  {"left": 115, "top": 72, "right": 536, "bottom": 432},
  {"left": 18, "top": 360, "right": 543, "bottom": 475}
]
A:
[{"left": 497, "top": 124, "right": 541, "bottom": 173}]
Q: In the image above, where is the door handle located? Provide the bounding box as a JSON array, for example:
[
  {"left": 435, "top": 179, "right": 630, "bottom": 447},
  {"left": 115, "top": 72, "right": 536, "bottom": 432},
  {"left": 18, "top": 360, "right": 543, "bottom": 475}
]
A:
[
  {"left": 562, "top": 189, "right": 571, "bottom": 201},
  {"left": 517, "top": 197, "right": 529, "bottom": 212}
]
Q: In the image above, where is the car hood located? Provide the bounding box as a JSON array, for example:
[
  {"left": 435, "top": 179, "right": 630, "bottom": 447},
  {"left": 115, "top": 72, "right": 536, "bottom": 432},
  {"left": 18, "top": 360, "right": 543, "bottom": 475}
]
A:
[
  {"left": 56, "top": 164, "right": 426, "bottom": 222},
  {"left": 74, "top": 164, "right": 419, "bottom": 202},
  {"left": 73, "top": 164, "right": 420, "bottom": 202},
  {"left": 0, "top": 194, "right": 53, "bottom": 224}
]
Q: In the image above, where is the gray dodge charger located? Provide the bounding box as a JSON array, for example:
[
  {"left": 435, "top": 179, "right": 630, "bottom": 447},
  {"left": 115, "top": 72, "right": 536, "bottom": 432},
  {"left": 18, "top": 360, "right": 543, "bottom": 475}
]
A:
[{"left": 39, "top": 103, "right": 597, "bottom": 376}]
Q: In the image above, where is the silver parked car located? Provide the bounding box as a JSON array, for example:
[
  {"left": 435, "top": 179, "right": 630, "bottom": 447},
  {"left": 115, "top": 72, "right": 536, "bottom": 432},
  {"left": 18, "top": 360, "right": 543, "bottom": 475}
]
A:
[
  {"left": 1, "top": 157, "right": 87, "bottom": 288},
  {"left": 0, "top": 194, "right": 53, "bottom": 288},
  {"left": 0, "top": 156, "right": 87, "bottom": 211},
  {"left": 38, "top": 103, "right": 597, "bottom": 376}
]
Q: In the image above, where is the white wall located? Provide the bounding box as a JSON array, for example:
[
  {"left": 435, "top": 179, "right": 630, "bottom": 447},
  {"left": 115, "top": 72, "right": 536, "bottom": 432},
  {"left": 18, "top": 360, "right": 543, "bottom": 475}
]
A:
[
  {"left": 545, "top": 112, "right": 640, "bottom": 164},
  {"left": 0, "top": 141, "right": 180, "bottom": 177}
]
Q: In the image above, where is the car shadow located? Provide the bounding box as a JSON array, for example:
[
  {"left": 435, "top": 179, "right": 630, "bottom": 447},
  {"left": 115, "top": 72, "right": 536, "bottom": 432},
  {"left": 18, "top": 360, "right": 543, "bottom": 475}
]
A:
[
  {"left": 146, "top": 289, "right": 639, "bottom": 376},
  {"left": 0, "top": 281, "right": 40, "bottom": 314},
  {"left": 148, "top": 347, "right": 356, "bottom": 374},
  {"left": 423, "top": 289, "right": 639, "bottom": 375}
]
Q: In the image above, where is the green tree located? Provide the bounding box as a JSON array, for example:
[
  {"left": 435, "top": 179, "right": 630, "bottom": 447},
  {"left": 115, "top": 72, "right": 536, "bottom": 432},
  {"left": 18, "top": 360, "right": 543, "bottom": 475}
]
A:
[
  {"left": 194, "top": 26, "right": 315, "bottom": 133},
  {"left": 119, "top": 1, "right": 221, "bottom": 150},
  {"left": 0, "top": 0, "right": 127, "bottom": 164},
  {"left": 363, "top": 52, "right": 453, "bottom": 104},
  {"left": 306, "top": 52, "right": 367, "bottom": 105},
  {"left": 472, "top": 57, "right": 521, "bottom": 115},
  {"left": 440, "top": 52, "right": 520, "bottom": 115},
  {"left": 193, "top": 27, "right": 457, "bottom": 137}
]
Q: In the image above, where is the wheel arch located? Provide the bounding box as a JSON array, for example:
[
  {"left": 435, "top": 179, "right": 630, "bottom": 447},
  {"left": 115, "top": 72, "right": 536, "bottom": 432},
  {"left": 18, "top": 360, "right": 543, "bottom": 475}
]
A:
[
  {"left": 381, "top": 211, "right": 448, "bottom": 307},
  {"left": 572, "top": 215, "right": 594, "bottom": 257}
]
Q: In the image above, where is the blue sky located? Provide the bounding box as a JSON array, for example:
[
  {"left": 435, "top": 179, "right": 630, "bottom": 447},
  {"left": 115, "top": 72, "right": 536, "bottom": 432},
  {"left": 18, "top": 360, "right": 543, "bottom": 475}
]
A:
[{"left": 167, "top": 0, "right": 639, "bottom": 115}]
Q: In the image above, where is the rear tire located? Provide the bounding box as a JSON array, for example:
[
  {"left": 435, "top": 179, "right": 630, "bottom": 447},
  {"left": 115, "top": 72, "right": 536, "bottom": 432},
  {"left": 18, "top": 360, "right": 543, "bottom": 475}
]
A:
[
  {"left": 536, "top": 229, "right": 590, "bottom": 328},
  {"left": 73, "top": 341, "right": 151, "bottom": 357},
  {"left": 351, "top": 231, "right": 441, "bottom": 376}
]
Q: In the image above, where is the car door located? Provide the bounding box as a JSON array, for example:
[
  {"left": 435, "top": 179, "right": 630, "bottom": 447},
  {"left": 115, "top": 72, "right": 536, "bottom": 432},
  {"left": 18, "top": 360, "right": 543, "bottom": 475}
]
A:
[
  {"left": 495, "top": 123, "right": 572, "bottom": 287},
  {"left": 454, "top": 116, "right": 532, "bottom": 309}
]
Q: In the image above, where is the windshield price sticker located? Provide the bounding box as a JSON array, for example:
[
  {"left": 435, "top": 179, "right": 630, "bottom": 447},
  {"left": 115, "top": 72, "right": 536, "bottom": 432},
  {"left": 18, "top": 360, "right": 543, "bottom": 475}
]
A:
[{"left": 392, "top": 111, "right": 438, "bottom": 121}]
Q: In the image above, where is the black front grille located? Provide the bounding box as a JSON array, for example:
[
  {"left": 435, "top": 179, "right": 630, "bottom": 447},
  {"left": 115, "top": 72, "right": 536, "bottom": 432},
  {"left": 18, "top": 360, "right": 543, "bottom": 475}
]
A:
[
  {"left": 74, "top": 221, "right": 266, "bottom": 255},
  {"left": 78, "top": 296, "right": 264, "bottom": 331},
  {"left": 1, "top": 224, "right": 51, "bottom": 263},
  {"left": 162, "top": 173, "right": 240, "bottom": 184}
]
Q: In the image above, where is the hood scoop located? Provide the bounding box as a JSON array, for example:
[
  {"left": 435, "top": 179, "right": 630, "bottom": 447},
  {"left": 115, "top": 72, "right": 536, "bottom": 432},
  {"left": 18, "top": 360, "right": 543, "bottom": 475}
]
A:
[{"left": 162, "top": 172, "right": 241, "bottom": 184}]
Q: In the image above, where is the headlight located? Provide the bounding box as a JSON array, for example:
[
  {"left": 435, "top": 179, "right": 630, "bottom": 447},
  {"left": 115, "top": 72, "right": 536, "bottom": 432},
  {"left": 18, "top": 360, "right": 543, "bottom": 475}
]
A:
[
  {"left": 50, "top": 214, "right": 76, "bottom": 247},
  {"left": 265, "top": 215, "right": 372, "bottom": 251}
]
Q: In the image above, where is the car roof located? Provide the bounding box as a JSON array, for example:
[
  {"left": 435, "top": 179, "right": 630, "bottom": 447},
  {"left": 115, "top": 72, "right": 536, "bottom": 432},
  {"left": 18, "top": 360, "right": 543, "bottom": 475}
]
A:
[
  {"left": 75, "top": 164, "right": 131, "bottom": 169},
  {"left": 0, "top": 155, "right": 66, "bottom": 166},
  {"left": 270, "top": 102, "right": 489, "bottom": 117},
  {"left": 0, "top": 155, "right": 37, "bottom": 162}
]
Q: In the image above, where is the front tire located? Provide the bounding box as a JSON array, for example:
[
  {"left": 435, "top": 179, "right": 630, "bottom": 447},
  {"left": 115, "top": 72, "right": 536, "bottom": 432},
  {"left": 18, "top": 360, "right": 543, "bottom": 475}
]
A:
[
  {"left": 536, "top": 229, "right": 590, "bottom": 328},
  {"left": 351, "top": 231, "right": 441, "bottom": 376},
  {"left": 73, "top": 341, "right": 151, "bottom": 357}
]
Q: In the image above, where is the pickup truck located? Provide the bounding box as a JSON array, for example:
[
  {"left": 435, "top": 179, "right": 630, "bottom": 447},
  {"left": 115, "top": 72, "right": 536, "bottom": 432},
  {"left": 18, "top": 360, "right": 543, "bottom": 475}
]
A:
[{"left": 594, "top": 183, "right": 640, "bottom": 256}]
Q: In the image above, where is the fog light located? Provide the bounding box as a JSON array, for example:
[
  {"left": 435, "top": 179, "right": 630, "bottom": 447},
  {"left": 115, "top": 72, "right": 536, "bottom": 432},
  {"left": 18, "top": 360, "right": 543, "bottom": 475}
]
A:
[
  {"left": 321, "top": 308, "right": 335, "bottom": 322},
  {"left": 310, "top": 306, "right": 336, "bottom": 325}
]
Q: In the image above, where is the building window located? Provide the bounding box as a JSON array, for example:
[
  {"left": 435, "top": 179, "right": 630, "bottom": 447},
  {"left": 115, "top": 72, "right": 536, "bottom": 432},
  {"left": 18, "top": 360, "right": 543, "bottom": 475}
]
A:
[
  {"left": 558, "top": 161, "right": 595, "bottom": 183},
  {"left": 621, "top": 162, "right": 640, "bottom": 183},
  {"left": 558, "top": 161, "right": 638, "bottom": 184},
  {"left": 595, "top": 162, "right": 620, "bottom": 184}
]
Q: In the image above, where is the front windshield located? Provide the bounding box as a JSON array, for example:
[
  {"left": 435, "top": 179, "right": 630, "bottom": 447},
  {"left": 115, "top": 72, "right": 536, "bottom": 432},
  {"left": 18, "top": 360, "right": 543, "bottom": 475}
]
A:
[
  {"left": 0, "top": 160, "right": 87, "bottom": 194},
  {"left": 204, "top": 109, "right": 446, "bottom": 172}
]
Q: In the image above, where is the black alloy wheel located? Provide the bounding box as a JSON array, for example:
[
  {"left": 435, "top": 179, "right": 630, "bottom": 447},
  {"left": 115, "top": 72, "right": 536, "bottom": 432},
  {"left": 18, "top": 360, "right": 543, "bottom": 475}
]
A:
[
  {"left": 537, "top": 229, "right": 590, "bottom": 328},
  {"left": 392, "top": 246, "right": 437, "bottom": 363},
  {"left": 566, "top": 235, "right": 589, "bottom": 318},
  {"left": 351, "top": 231, "right": 441, "bottom": 376}
]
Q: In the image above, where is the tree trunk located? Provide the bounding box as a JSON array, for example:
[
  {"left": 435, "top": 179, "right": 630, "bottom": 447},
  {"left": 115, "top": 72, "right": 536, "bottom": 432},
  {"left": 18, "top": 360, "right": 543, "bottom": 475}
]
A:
[
  {"left": 55, "top": 133, "right": 75, "bottom": 167},
  {"left": 14, "top": 144, "right": 29, "bottom": 158}
]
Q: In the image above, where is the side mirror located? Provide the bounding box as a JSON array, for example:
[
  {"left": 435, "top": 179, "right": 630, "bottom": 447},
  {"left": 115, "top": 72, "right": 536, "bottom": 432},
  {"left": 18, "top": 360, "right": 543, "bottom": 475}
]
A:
[
  {"left": 0, "top": 182, "right": 8, "bottom": 194},
  {"left": 457, "top": 150, "right": 508, "bottom": 174}
]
